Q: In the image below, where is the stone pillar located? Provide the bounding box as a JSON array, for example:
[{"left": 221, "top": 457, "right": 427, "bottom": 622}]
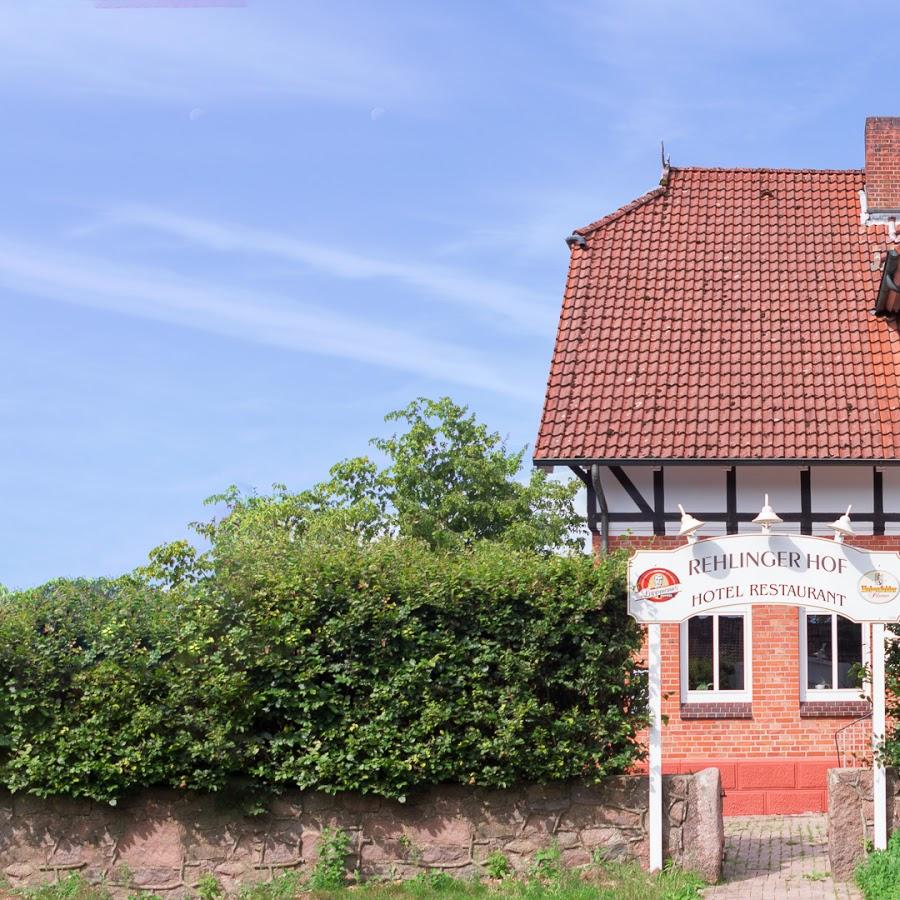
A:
[
  {"left": 679, "top": 767, "right": 724, "bottom": 883},
  {"left": 827, "top": 767, "right": 900, "bottom": 881}
]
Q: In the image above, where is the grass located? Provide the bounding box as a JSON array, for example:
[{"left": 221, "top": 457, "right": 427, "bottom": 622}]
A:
[
  {"left": 257, "top": 862, "right": 705, "bottom": 899},
  {"left": 8, "top": 875, "right": 111, "bottom": 900},
  {"left": 8, "top": 860, "right": 705, "bottom": 900},
  {"left": 855, "top": 830, "right": 900, "bottom": 899}
]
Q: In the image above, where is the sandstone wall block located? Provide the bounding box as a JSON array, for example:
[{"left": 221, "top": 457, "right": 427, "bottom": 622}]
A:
[
  {"left": 827, "top": 767, "right": 900, "bottom": 881},
  {"left": 0, "top": 771, "right": 723, "bottom": 895},
  {"left": 676, "top": 767, "right": 723, "bottom": 884}
]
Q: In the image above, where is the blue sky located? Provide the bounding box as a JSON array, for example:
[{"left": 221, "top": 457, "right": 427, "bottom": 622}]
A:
[{"left": 0, "top": 0, "right": 883, "bottom": 586}]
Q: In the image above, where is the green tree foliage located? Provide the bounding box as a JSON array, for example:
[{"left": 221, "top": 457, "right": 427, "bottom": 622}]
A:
[
  {"left": 0, "top": 542, "right": 644, "bottom": 802},
  {"left": 833, "top": 630, "right": 900, "bottom": 770},
  {"left": 878, "top": 633, "right": 900, "bottom": 768},
  {"left": 0, "top": 398, "right": 645, "bottom": 802},
  {"left": 371, "top": 397, "right": 582, "bottom": 551},
  {"left": 192, "top": 397, "right": 582, "bottom": 558},
  {"left": 0, "top": 578, "right": 252, "bottom": 801}
]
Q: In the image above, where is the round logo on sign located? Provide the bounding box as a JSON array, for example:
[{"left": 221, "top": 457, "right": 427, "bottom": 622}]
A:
[
  {"left": 858, "top": 570, "right": 900, "bottom": 604},
  {"left": 635, "top": 567, "right": 680, "bottom": 602}
]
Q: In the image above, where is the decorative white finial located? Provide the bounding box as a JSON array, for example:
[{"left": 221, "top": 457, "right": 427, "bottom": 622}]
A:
[
  {"left": 677, "top": 503, "right": 704, "bottom": 544},
  {"left": 830, "top": 505, "right": 854, "bottom": 543},
  {"left": 752, "top": 494, "right": 783, "bottom": 534}
]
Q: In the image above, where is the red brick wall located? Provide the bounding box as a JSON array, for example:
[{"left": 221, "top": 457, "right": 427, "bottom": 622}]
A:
[
  {"left": 866, "top": 116, "right": 900, "bottom": 211},
  {"left": 605, "top": 532, "right": 888, "bottom": 814}
]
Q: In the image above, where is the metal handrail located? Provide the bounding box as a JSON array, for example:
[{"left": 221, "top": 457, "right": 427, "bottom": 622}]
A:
[{"left": 834, "top": 710, "right": 873, "bottom": 769}]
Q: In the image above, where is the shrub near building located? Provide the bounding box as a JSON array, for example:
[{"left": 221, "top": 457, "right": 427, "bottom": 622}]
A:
[
  {"left": 0, "top": 398, "right": 647, "bottom": 803},
  {"left": 0, "top": 540, "right": 644, "bottom": 803}
]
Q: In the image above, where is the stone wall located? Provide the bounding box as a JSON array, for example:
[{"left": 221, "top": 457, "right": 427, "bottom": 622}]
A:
[
  {"left": 827, "top": 767, "right": 900, "bottom": 880},
  {"left": 0, "top": 769, "right": 722, "bottom": 895}
]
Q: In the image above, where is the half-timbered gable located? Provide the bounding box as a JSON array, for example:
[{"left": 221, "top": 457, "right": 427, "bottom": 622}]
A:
[{"left": 535, "top": 118, "right": 900, "bottom": 814}]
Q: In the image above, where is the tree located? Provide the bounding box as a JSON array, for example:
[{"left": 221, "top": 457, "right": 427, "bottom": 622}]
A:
[
  {"left": 371, "top": 397, "right": 582, "bottom": 551},
  {"left": 160, "top": 397, "right": 583, "bottom": 577}
]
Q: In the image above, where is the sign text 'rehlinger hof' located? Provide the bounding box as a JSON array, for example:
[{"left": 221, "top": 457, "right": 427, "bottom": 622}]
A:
[{"left": 628, "top": 534, "right": 900, "bottom": 624}]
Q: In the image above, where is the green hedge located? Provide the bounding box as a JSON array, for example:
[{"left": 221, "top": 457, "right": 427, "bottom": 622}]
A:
[{"left": 0, "top": 540, "right": 646, "bottom": 802}]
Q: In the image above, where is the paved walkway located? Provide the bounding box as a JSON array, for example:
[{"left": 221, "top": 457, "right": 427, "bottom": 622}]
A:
[{"left": 704, "top": 815, "right": 861, "bottom": 899}]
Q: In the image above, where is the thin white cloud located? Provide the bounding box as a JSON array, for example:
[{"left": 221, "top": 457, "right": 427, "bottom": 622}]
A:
[
  {"left": 0, "top": 238, "right": 534, "bottom": 400},
  {"left": 87, "top": 206, "right": 554, "bottom": 334},
  {"left": 0, "top": 5, "right": 426, "bottom": 105},
  {"left": 545, "top": 0, "right": 810, "bottom": 147},
  {"left": 562, "top": 0, "right": 796, "bottom": 67}
]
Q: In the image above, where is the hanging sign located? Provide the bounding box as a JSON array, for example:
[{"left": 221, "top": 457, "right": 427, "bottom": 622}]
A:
[{"left": 628, "top": 533, "right": 900, "bottom": 624}]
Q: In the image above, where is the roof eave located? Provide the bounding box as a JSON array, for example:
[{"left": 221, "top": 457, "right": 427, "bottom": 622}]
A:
[{"left": 533, "top": 456, "right": 900, "bottom": 468}]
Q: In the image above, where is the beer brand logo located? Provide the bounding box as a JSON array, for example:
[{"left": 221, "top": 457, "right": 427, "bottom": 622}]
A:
[
  {"left": 635, "top": 567, "right": 680, "bottom": 602},
  {"left": 858, "top": 570, "right": 900, "bottom": 604}
]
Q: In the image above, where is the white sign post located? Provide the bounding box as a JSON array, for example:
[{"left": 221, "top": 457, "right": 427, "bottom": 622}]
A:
[
  {"left": 873, "top": 623, "right": 887, "bottom": 849},
  {"left": 627, "top": 529, "right": 897, "bottom": 871},
  {"left": 647, "top": 622, "right": 662, "bottom": 872}
]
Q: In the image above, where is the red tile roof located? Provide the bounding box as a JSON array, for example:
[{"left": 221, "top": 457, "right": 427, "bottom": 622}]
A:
[{"left": 534, "top": 167, "right": 900, "bottom": 463}]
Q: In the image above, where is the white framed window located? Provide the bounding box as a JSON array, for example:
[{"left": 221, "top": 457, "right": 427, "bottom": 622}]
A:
[
  {"left": 800, "top": 611, "right": 869, "bottom": 702},
  {"left": 680, "top": 609, "right": 752, "bottom": 703}
]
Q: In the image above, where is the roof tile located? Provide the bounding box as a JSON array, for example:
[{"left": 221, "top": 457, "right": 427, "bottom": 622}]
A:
[{"left": 534, "top": 167, "right": 900, "bottom": 462}]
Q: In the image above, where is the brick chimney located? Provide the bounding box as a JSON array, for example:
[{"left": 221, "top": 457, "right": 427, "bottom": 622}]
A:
[{"left": 866, "top": 117, "right": 900, "bottom": 212}]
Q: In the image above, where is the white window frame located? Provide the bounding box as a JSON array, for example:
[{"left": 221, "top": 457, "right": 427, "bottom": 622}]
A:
[
  {"left": 799, "top": 610, "right": 870, "bottom": 702},
  {"left": 680, "top": 607, "right": 752, "bottom": 703}
]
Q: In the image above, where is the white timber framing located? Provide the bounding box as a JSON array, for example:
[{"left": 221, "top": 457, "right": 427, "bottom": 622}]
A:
[{"left": 562, "top": 463, "right": 895, "bottom": 539}]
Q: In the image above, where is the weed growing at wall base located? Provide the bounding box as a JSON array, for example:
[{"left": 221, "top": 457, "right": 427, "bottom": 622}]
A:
[
  {"left": 12, "top": 862, "right": 704, "bottom": 899},
  {"left": 308, "top": 828, "right": 352, "bottom": 890},
  {"left": 855, "top": 830, "right": 900, "bottom": 898},
  {"left": 483, "top": 852, "right": 512, "bottom": 880}
]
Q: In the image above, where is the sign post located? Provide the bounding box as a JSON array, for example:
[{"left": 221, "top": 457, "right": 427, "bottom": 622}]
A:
[
  {"left": 873, "top": 623, "right": 887, "bottom": 851},
  {"left": 648, "top": 623, "right": 662, "bottom": 872},
  {"left": 628, "top": 529, "right": 897, "bottom": 870}
]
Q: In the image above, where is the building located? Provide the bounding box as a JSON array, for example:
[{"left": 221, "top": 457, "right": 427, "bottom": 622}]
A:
[{"left": 534, "top": 117, "right": 900, "bottom": 815}]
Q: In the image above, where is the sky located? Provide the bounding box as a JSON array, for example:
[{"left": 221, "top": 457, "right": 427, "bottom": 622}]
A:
[{"left": 0, "top": 0, "right": 886, "bottom": 587}]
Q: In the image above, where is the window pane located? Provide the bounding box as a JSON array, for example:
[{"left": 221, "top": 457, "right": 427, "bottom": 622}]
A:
[
  {"left": 718, "top": 615, "right": 745, "bottom": 690},
  {"left": 807, "top": 614, "right": 833, "bottom": 690},
  {"left": 836, "top": 616, "right": 862, "bottom": 689},
  {"left": 687, "top": 616, "right": 714, "bottom": 691}
]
